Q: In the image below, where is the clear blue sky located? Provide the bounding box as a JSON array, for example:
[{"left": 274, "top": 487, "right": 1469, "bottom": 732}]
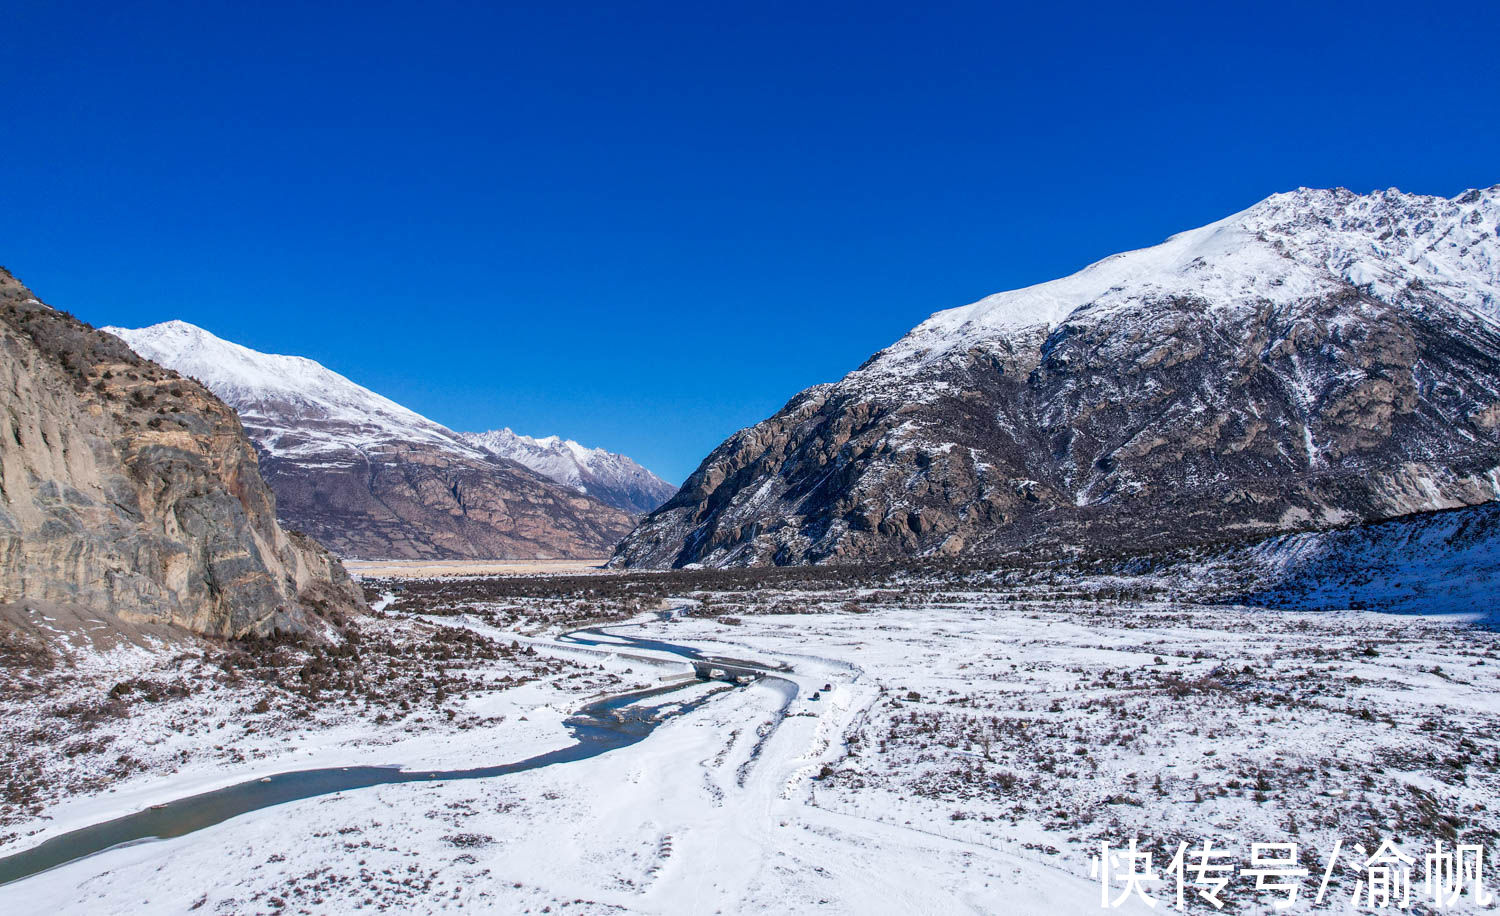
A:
[{"left": 4, "top": 1, "right": 1497, "bottom": 483}]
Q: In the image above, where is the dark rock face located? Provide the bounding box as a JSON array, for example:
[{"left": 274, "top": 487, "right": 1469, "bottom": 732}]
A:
[
  {"left": 0, "top": 271, "right": 363, "bottom": 638},
  {"left": 597, "top": 474, "right": 679, "bottom": 516},
  {"left": 559, "top": 460, "right": 678, "bottom": 517},
  {"left": 617, "top": 186, "right": 1500, "bottom": 568},
  {"left": 254, "top": 444, "right": 637, "bottom": 560}
]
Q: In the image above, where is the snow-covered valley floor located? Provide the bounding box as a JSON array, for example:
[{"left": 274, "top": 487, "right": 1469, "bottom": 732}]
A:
[{"left": 2, "top": 573, "right": 1499, "bottom": 914}]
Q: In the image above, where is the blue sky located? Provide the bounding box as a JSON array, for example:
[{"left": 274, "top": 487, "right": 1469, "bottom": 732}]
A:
[{"left": 4, "top": 1, "right": 1497, "bottom": 483}]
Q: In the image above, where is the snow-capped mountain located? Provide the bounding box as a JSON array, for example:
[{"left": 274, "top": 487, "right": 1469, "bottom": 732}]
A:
[
  {"left": 462, "top": 428, "right": 676, "bottom": 514},
  {"left": 105, "top": 321, "right": 635, "bottom": 560},
  {"left": 106, "top": 320, "right": 487, "bottom": 461},
  {"left": 866, "top": 186, "right": 1500, "bottom": 382},
  {"left": 616, "top": 185, "right": 1500, "bottom": 568}
]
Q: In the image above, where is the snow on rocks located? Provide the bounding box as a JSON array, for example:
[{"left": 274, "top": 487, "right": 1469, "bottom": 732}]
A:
[
  {"left": 463, "top": 428, "right": 677, "bottom": 514},
  {"left": 8, "top": 565, "right": 1499, "bottom": 913},
  {"left": 103, "top": 320, "right": 481, "bottom": 461},
  {"left": 857, "top": 185, "right": 1500, "bottom": 386}
]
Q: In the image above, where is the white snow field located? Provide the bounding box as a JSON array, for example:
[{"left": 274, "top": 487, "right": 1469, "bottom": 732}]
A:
[{"left": 3, "top": 571, "right": 1499, "bottom": 914}]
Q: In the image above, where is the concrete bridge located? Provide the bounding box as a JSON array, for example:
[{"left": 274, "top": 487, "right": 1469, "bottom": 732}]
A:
[{"left": 692, "top": 660, "right": 766, "bottom": 682}]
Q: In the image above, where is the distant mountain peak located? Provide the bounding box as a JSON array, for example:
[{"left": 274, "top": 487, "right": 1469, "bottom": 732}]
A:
[
  {"left": 105, "top": 321, "right": 636, "bottom": 559},
  {"left": 462, "top": 428, "right": 676, "bottom": 515}
]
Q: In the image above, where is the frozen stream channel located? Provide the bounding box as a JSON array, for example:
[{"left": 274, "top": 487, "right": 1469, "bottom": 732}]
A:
[{"left": 0, "top": 623, "right": 794, "bottom": 887}]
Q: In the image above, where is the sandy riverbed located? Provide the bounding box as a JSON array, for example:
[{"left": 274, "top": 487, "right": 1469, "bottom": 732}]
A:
[{"left": 344, "top": 558, "right": 611, "bottom": 578}]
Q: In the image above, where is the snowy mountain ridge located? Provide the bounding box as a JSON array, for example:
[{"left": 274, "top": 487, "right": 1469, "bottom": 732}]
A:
[
  {"left": 465, "top": 428, "right": 618, "bottom": 484},
  {"left": 463, "top": 428, "right": 677, "bottom": 514},
  {"left": 103, "top": 320, "right": 486, "bottom": 462},
  {"left": 861, "top": 185, "right": 1500, "bottom": 388}
]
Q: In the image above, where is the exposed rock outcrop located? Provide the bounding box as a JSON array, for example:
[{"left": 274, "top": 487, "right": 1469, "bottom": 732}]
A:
[
  {"left": 252, "top": 443, "right": 636, "bottom": 560},
  {"left": 616, "top": 186, "right": 1500, "bottom": 568},
  {"left": 0, "top": 270, "right": 363, "bottom": 637}
]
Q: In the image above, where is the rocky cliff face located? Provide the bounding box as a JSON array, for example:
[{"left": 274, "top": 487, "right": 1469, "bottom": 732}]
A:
[
  {"left": 107, "top": 322, "right": 636, "bottom": 560},
  {"left": 0, "top": 271, "right": 363, "bottom": 637},
  {"left": 252, "top": 443, "right": 635, "bottom": 560},
  {"left": 616, "top": 186, "right": 1500, "bottom": 568}
]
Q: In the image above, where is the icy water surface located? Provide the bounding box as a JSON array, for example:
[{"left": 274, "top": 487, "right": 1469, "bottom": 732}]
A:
[{"left": 0, "top": 625, "right": 785, "bottom": 886}]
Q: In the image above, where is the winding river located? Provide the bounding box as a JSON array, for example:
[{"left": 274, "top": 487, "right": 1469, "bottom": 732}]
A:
[{"left": 0, "top": 622, "right": 794, "bottom": 887}]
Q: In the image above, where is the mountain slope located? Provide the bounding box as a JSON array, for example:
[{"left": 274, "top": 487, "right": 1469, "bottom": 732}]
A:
[
  {"left": 0, "top": 270, "right": 362, "bottom": 638},
  {"left": 1121, "top": 501, "right": 1500, "bottom": 620},
  {"left": 105, "top": 322, "right": 634, "bottom": 560},
  {"left": 462, "top": 428, "right": 676, "bottom": 514},
  {"left": 1233, "top": 502, "right": 1500, "bottom": 618},
  {"left": 616, "top": 185, "right": 1500, "bottom": 568}
]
